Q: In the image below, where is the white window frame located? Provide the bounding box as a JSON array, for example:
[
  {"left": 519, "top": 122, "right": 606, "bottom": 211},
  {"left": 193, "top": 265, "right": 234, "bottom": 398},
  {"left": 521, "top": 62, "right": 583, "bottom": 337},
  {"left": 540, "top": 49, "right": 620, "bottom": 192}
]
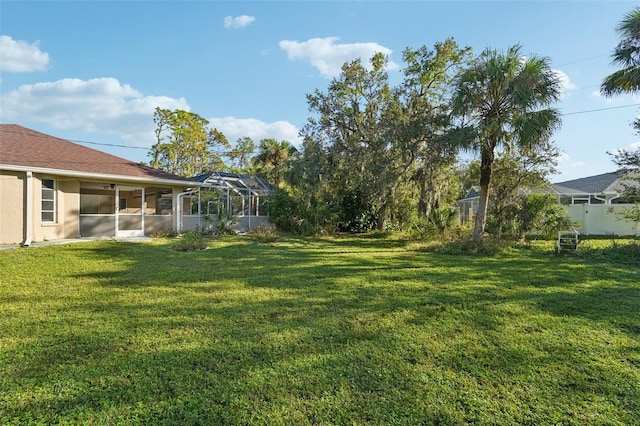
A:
[{"left": 41, "top": 178, "right": 56, "bottom": 223}]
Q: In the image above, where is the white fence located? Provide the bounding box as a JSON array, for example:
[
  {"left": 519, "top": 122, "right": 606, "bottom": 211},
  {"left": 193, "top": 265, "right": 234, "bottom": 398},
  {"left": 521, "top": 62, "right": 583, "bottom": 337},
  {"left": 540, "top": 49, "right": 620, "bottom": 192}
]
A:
[{"left": 563, "top": 204, "right": 639, "bottom": 236}]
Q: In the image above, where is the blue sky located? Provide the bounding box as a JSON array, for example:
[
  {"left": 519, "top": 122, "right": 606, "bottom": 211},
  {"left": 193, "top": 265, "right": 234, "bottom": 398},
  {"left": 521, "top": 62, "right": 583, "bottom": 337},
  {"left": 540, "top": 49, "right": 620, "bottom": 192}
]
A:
[{"left": 1, "top": 0, "right": 639, "bottom": 182}]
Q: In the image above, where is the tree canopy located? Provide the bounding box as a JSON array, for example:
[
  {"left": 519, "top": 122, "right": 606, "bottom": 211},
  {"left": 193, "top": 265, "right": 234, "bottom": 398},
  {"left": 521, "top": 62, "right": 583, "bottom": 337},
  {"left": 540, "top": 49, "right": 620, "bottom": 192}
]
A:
[
  {"left": 226, "top": 137, "right": 256, "bottom": 174},
  {"left": 149, "top": 107, "right": 229, "bottom": 177},
  {"left": 293, "top": 40, "right": 472, "bottom": 232},
  {"left": 252, "top": 139, "right": 298, "bottom": 188},
  {"left": 146, "top": 40, "right": 566, "bottom": 242}
]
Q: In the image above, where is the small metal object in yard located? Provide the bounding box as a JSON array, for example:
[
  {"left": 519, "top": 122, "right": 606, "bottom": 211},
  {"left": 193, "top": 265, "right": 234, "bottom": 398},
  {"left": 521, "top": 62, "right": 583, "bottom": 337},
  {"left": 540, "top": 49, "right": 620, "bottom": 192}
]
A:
[{"left": 557, "top": 230, "right": 580, "bottom": 253}]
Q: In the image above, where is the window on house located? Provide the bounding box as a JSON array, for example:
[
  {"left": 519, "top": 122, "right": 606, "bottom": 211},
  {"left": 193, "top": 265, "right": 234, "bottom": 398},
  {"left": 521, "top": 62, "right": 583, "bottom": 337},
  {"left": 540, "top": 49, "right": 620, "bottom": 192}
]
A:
[{"left": 41, "top": 179, "right": 56, "bottom": 222}]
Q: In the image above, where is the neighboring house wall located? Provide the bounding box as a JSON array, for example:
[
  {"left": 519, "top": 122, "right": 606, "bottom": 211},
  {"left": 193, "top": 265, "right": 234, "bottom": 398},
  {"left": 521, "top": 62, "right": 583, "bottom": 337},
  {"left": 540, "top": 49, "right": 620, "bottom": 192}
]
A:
[
  {"left": 564, "top": 204, "right": 639, "bottom": 236},
  {"left": 457, "top": 198, "right": 478, "bottom": 224},
  {"left": 454, "top": 172, "right": 640, "bottom": 235},
  {"left": 0, "top": 171, "right": 26, "bottom": 244}
]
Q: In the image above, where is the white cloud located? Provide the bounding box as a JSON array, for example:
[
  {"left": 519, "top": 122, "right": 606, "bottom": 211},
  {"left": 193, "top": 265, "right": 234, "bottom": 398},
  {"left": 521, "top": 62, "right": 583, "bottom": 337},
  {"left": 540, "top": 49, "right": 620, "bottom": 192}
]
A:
[
  {"left": 208, "top": 116, "right": 301, "bottom": 146},
  {"left": 613, "top": 140, "right": 640, "bottom": 153},
  {"left": 279, "top": 37, "right": 398, "bottom": 78},
  {"left": 0, "top": 35, "right": 49, "bottom": 72},
  {"left": 223, "top": 15, "right": 256, "bottom": 29},
  {"left": 557, "top": 153, "right": 586, "bottom": 169},
  {"left": 0, "top": 77, "right": 301, "bottom": 152},
  {"left": 0, "top": 77, "right": 189, "bottom": 146},
  {"left": 553, "top": 153, "right": 587, "bottom": 181},
  {"left": 552, "top": 69, "right": 576, "bottom": 98}
]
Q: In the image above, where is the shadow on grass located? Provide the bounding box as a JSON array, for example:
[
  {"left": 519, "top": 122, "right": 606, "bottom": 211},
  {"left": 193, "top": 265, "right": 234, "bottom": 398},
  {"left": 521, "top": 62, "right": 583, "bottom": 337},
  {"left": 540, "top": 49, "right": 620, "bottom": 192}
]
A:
[
  {"left": 2, "top": 236, "right": 639, "bottom": 424},
  {"left": 63, "top": 237, "right": 640, "bottom": 336}
]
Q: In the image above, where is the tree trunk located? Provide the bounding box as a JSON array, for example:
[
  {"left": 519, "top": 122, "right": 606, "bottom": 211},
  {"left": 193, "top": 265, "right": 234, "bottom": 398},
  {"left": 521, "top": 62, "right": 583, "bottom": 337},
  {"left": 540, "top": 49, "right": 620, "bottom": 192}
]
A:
[
  {"left": 377, "top": 210, "right": 387, "bottom": 231},
  {"left": 377, "top": 197, "right": 388, "bottom": 231},
  {"left": 472, "top": 149, "right": 494, "bottom": 243},
  {"left": 150, "top": 145, "right": 161, "bottom": 169}
]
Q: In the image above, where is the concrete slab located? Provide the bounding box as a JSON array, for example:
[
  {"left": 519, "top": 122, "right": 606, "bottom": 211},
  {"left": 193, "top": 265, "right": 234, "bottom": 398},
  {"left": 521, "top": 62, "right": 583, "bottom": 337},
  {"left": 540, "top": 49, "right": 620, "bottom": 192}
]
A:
[{"left": 0, "top": 236, "right": 155, "bottom": 250}]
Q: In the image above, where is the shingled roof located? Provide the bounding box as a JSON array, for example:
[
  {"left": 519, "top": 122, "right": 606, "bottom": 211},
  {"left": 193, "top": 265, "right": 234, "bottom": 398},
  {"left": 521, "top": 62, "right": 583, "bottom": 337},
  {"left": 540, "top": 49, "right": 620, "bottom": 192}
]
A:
[
  {"left": 551, "top": 171, "right": 629, "bottom": 195},
  {"left": 0, "top": 124, "right": 189, "bottom": 183}
]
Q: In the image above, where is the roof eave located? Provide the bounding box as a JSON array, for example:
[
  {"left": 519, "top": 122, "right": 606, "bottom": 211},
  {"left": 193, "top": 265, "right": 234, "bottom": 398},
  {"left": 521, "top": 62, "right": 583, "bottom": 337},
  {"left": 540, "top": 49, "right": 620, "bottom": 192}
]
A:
[{"left": 0, "top": 164, "right": 202, "bottom": 187}]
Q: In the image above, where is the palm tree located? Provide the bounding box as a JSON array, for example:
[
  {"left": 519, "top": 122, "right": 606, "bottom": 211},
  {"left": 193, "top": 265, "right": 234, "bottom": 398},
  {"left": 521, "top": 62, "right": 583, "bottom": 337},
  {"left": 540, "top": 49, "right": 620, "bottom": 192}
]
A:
[
  {"left": 252, "top": 139, "right": 298, "bottom": 187},
  {"left": 452, "top": 45, "right": 562, "bottom": 242},
  {"left": 602, "top": 7, "right": 640, "bottom": 179},
  {"left": 601, "top": 7, "right": 640, "bottom": 96}
]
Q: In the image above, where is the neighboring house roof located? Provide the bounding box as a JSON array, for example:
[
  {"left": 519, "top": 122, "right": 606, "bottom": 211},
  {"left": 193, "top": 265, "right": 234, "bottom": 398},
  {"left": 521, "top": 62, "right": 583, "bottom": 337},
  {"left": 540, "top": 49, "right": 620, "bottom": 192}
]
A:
[
  {"left": 456, "top": 170, "right": 640, "bottom": 203},
  {"left": 0, "top": 124, "right": 190, "bottom": 184},
  {"left": 551, "top": 171, "right": 632, "bottom": 195},
  {"left": 458, "top": 187, "right": 479, "bottom": 201}
]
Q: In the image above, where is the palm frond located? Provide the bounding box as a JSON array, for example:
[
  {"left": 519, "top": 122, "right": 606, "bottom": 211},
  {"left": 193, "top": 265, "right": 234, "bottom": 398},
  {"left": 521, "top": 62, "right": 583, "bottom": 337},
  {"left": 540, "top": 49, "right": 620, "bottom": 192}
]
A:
[
  {"left": 602, "top": 7, "right": 640, "bottom": 96},
  {"left": 514, "top": 108, "right": 561, "bottom": 150},
  {"left": 601, "top": 68, "right": 640, "bottom": 96}
]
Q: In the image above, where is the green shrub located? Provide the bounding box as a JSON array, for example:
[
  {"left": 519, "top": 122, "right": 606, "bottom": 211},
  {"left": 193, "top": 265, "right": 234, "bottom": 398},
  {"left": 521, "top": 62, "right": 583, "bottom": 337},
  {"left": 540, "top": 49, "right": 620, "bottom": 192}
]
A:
[
  {"left": 423, "top": 230, "right": 514, "bottom": 256},
  {"left": 198, "top": 214, "right": 216, "bottom": 235},
  {"left": 428, "top": 206, "right": 460, "bottom": 233},
  {"left": 267, "top": 188, "right": 336, "bottom": 235},
  {"left": 617, "top": 203, "right": 640, "bottom": 222},
  {"left": 578, "top": 238, "right": 640, "bottom": 261},
  {"left": 518, "top": 193, "right": 577, "bottom": 239},
  {"left": 149, "top": 229, "right": 177, "bottom": 238},
  {"left": 215, "top": 207, "right": 238, "bottom": 235},
  {"left": 171, "top": 232, "right": 207, "bottom": 252},
  {"left": 266, "top": 188, "right": 298, "bottom": 232},
  {"left": 248, "top": 223, "right": 280, "bottom": 243}
]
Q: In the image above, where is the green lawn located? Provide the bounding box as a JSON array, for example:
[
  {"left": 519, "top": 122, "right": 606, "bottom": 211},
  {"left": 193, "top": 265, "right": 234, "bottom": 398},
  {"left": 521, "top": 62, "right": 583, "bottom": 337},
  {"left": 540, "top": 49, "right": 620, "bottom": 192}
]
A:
[{"left": 1, "top": 236, "right": 638, "bottom": 425}]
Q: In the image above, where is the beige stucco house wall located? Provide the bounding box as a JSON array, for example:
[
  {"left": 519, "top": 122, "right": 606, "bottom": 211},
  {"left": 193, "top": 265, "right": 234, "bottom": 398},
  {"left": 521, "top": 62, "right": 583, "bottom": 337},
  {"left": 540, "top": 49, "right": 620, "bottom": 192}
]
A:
[
  {"left": 1, "top": 124, "right": 197, "bottom": 246},
  {"left": 0, "top": 170, "right": 26, "bottom": 244},
  {"left": 1, "top": 125, "right": 273, "bottom": 245},
  {"left": 0, "top": 169, "right": 196, "bottom": 245},
  {"left": 31, "top": 174, "right": 80, "bottom": 243}
]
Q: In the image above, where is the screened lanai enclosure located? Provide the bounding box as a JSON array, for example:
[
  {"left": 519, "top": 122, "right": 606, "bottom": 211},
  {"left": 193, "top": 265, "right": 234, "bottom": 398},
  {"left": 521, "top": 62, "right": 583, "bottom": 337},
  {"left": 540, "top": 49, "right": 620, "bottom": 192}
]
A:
[{"left": 180, "top": 172, "right": 274, "bottom": 233}]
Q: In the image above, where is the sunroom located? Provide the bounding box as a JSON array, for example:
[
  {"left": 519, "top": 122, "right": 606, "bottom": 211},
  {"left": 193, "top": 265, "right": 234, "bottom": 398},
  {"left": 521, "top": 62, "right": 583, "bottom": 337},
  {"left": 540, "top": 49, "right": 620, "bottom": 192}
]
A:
[
  {"left": 79, "top": 182, "right": 180, "bottom": 238},
  {"left": 181, "top": 172, "right": 274, "bottom": 233}
]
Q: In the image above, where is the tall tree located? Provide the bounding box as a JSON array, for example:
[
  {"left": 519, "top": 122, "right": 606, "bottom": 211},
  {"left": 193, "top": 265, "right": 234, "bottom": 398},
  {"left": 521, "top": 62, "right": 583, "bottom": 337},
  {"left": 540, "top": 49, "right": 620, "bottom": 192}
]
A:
[
  {"left": 226, "top": 137, "right": 256, "bottom": 173},
  {"left": 252, "top": 139, "right": 298, "bottom": 187},
  {"left": 601, "top": 7, "right": 640, "bottom": 97},
  {"left": 149, "top": 107, "right": 229, "bottom": 177},
  {"left": 452, "top": 45, "right": 562, "bottom": 242},
  {"left": 393, "top": 39, "right": 473, "bottom": 220},
  {"left": 304, "top": 52, "right": 394, "bottom": 230},
  {"left": 301, "top": 42, "right": 471, "bottom": 231},
  {"left": 602, "top": 7, "right": 640, "bottom": 197}
]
